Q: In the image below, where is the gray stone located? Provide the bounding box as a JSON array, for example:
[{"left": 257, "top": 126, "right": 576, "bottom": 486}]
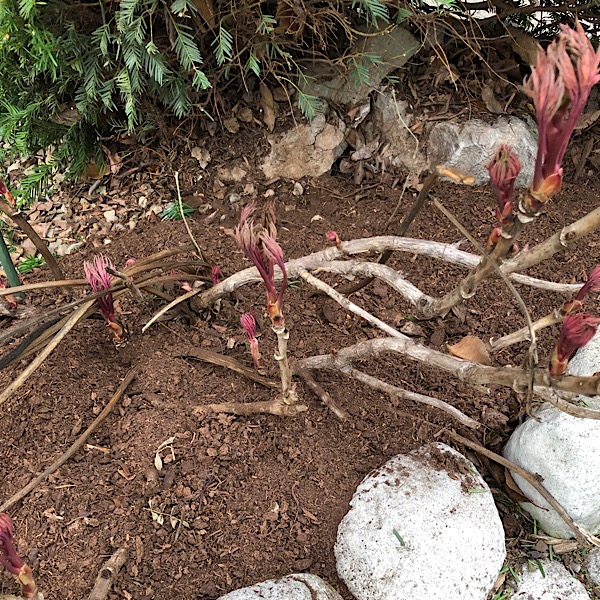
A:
[
  {"left": 372, "top": 92, "right": 428, "bottom": 173},
  {"left": 217, "top": 573, "right": 343, "bottom": 600},
  {"left": 512, "top": 559, "right": 590, "bottom": 599},
  {"left": 303, "top": 26, "right": 419, "bottom": 106},
  {"left": 567, "top": 329, "right": 600, "bottom": 379},
  {"left": 427, "top": 116, "right": 538, "bottom": 186},
  {"left": 261, "top": 114, "right": 347, "bottom": 180},
  {"left": 335, "top": 443, "right": 505, "bottom": 600},
  {"left": 585, "top": 547, "right": 600, "bottom": 586}
]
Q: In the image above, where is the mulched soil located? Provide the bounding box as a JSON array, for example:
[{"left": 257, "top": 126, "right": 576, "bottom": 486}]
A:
[{"left": 1, "top": 152, "right": 600, "bottom": 599}]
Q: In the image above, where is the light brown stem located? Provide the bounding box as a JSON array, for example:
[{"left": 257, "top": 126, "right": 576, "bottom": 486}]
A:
[
  {"left": 193, "top": 398, "right": 308, "bottom": 417},
  {"left": 489, "top": 310, "right": 562, "bottom": 353},
  {"left": 0, "top": 367, "right": 138, "bottom": 512},
  {"left": 294, "top": 367, "right": 348, "bottom": 420},
  {"left": 87, "top": 547, "right": 128, "bottom": 600},
  {"left": 273, "top": 322, "right": 293, "bottom": 395},
  {"left": 345, "top": 367, "right": 481, "bottom": 429}
]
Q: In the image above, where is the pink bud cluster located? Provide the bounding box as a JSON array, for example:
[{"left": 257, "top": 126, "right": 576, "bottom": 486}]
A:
[
  {"left": 241, "top": 312, "right": 261, "bottom": 369},
  {"left": 0, "top": 513, "right": 37, "bottom": 598},
  {"left": 233, "top": 202, "right": 287, "bottom": 326},
  {"left": 525, "top": 22, "right": 600, "bottom": 207},
  {"left": 83, "top": 255, "right": 124, "bottom": 343}
]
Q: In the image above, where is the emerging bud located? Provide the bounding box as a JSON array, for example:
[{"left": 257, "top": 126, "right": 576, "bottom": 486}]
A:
[
  {"left": 524, "top": 22, "right": 600, "bottom": 206},
  {"left": 488, "top": 145, "right": 521, "bottom": 225},
  {"left": 211, "top": 266, "right": 222, "bottom": 285},
  {"left": 233, "top": 202, "right": 287, "bottom": 326},
  {"left": 83, "top": 255, "right": 124, "bottom": 343},
  {"left": 549, "top": 312, "right": 600, "bottom": 376},
  {"left": 576, "top": 265, "right": 600, "bottom": 301},
  {"left": 240, "top": 312, "right": 261, "bottom": 369},
  {"left": 0, "top": 180, "right": 16, "bottom": 207},
  {"left": 0, "top": 513, "right": 37, "bottom": 599},
  {"left": 326, "top": 231, "right": 341, "bottom": 246}
]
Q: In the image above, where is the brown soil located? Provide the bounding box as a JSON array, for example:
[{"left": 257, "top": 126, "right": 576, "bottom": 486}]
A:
[{"left": 1, "top": 164, "right": 600, "bottom": 599}]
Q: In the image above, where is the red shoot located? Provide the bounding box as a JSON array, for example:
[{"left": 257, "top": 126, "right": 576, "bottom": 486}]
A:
[
  {"left": 326, "top": 231, "right": 341, "bottom": 246},
  {"left": 233, "top": 202, "right": 287, "bottom": 325},
  {"left": 83, "top": 255, "right": 124, "bottom": 342},
  {"left": 524, "top": 22, "right": 600, "bottom": 206},
  {"left": 241, "top": 312, "right": 261, "bottom": 368},
  {"left": 576, "top": 265, "right": 600, "bottom": 301},
  {"left": 211, "top": 266, "right": 222, "bottom": 285},
  {"left": 487, "top": 145, "right": 521, "bottom": 225},
  {"left": 0, "top": 513, "right": 37, "bottom": 599},
  {"left": 0, "top": 180, "right": 16, "bottom": 208},
  {"left": 550, "top": 312, "right": 600, "bottom": 376}
]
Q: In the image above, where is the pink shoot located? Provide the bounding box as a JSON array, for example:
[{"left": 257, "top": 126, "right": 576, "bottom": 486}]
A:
[
  {"left": 326, "top": 231, "right": 341, "bottom": 246},
  {"left": 0, "top": 513, "right": 37, "bottom": 599},
  {"left": 562, "top": 265, "right": 600, "bottom": 313},
  {"left": 241, "top": 312, "right": 261, "bottom": 368},
  {"left": 211, "top": 266, "right": 222, "bottom": 285},
  {"left": 549, "top": 312, "right": 600, "bottom": 376},
  {"left": 487, "top": 144, "right": 521, "bottom": 225},
  {"left": 83, "top": 255, "right": 124, "bottom": 343},
  {"left": 233, "top": 202, "right": 287, "bottom": 326},
  {"left": 524, "top": 21, "right": 600, "bottom": 207},
  {"left": 0, "top": 180, "right": 16, "bottom": 207}
]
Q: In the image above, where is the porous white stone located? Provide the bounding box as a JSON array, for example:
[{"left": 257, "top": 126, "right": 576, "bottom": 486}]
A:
[
  {"left": 426, "top": 116, "right": 537, "bottom": 186},
  {"left": 217, "top": 573, "right": 343, "bottom": 600},
  {"left": 512, "top": 559, "right": 590, "bottom": 599},
  {"left": 503, "top": 331, "right": 600, "bottom": 539},
  {"left": 585, "top": 547, "right": 600, "bottom": 586},
  {"left": 335, "top": 443, "right": 505, "bottom": 600}
]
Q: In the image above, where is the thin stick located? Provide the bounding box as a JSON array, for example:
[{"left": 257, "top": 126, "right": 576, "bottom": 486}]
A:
[
  {"left": 532, "top": 387, "right": 600, "bottom": 420},
  {"left": 0, "top": 300, "right": 95, "bottom": 407},
  {"left": 489, "top": 310, "right": 562, "bottom": 353},
  {"left": 294, "top": 367, "right": 348, "bottom": 420},
  {"left": 174, "top": 171, "right": 206, "bottom": 262},
  {"left": 106, "top": 266, "right": 145, "bottom": 304},
  {"left": 273, "top": 323, "right": 293, "bottom": 394},
  {"left": 297, "top": 267, "right": 405, "bottom": 339},
  {"left": 447, "top": 430, "right": 600, "bottom": 548},
  {"left": 0, "top": 279, "right": 87, "bottom": 296},
  {"left": 347, "top": 367, "right": 481, "bottom": 429},
  {"left": 87, "top": 547, "right": 128, "bottom": 600},
  {"left": 0, "top": 367, "right": 138, "bottom": 512}
]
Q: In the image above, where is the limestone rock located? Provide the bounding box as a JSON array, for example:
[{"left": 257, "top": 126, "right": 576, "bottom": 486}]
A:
[
  {"left": 217, "top": 573, "right": 343, "bottom": 600},
  {"left": 335, "top": 443, "right": 505, "bottom": 600},
  {"left": 585, "top": 547, "right": 600, "bottom": 586},
  {"left": 503, "top": 331, "right": 600, "bottom": 539},
  {"left": 512, "top": 559, "right": 590, "bottom": 599},
  {"left": 427, "top": 117, "right": 537, "bottom": 186},
  {"left": 261, "top": 114, "right": 347, "bottom": 180}
]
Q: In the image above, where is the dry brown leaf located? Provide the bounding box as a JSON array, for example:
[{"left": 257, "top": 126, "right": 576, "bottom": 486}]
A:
[
  {"left": 85, "top": 162, "right": 109, "bottom": 179},
  {"left": 481, "top": 84, "right": 504, "bottom": 114},
  {"left": 504, "top": 469, "right": 531, "bottom": 504},
  {"left": 507, "top": 25, "right": 540, "bottom": 66},
  {"left": 190, "top": 0, "right": 215, "bottom": 28},
  {"left": 447, "top": 335, "right": 491, "bottom": 365},
  {"left": 260, "top": 83, "right": 277, "bottom": 132}
]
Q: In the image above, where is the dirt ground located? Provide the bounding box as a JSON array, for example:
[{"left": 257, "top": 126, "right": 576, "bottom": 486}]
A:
[{"left": 1, "top": 153, "right": 600, "bottom": 599}]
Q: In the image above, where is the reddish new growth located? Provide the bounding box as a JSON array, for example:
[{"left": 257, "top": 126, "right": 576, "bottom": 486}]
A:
[
  {"left": 488, "top": 145, "right": 521, "bottom": 225},
  {"left": 241, "top": 312, "right": 261, "bottom": 369},
  {"left": 0, "top": 513, "right": 37, "bottom": 598},
  {"left": 84, "top": 255, "right": 124, "bottom": 342},
  {"left": 562, "top": 265, "right": 600, "bottom": 314},
  {"left": 550, "top": 312, "right": 600, "bottom": 376},
  {"left": 0, "top": 180, "right": 16, "bottom": 207},
  {"left": 326, "top": 231, "right": 341, "bottom": 247},
  {"left": 211, "top": 266, "right": 222, "bottom": 285},
  {"left": 233, "top": 202, "right": 287, "bottom": 326},
  {"left": 524, "top": 21, "right": 600, "bottom": 207}
]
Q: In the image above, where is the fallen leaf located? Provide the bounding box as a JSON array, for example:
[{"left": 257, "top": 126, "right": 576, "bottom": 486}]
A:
[
  {"left": 237, "top": 107, "right": 254, "bottom": 123},
  {"left": 191, "top": 147, "right": 211, "bottom": 168},
  {"left": 447, "top": 335, "right": 491, "bottom": 365},
  {"left": 223, "top": 117, "right": 240, "bottom": 134},
  {"left": 481, "top": 84, "right": 504, "bottom": 114},
  {"left": 260, "top": 83, "right": 277, "bottom": 132}
]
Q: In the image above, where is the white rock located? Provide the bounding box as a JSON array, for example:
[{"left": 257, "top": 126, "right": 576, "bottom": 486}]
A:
[
  {"left": 217, "top": 573, "right": 343, "bottom": 600},
  {"left": 512, "top": 559, "right": 590, "bottom": 599},
  {"left": 427, "top": 116, "right": 537, "bottom": 186},
  {"left": 261, "top": 114, "right": 347, "bottom": 180},
  {"left": 503, "top": 332, "right": 600, "bottom": 539},
  {"left": 585, "top": 547, "right": 600, "bottom": 586},
  {"left": 335, "top": 443, "right": 505, "bottom": 600}
]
